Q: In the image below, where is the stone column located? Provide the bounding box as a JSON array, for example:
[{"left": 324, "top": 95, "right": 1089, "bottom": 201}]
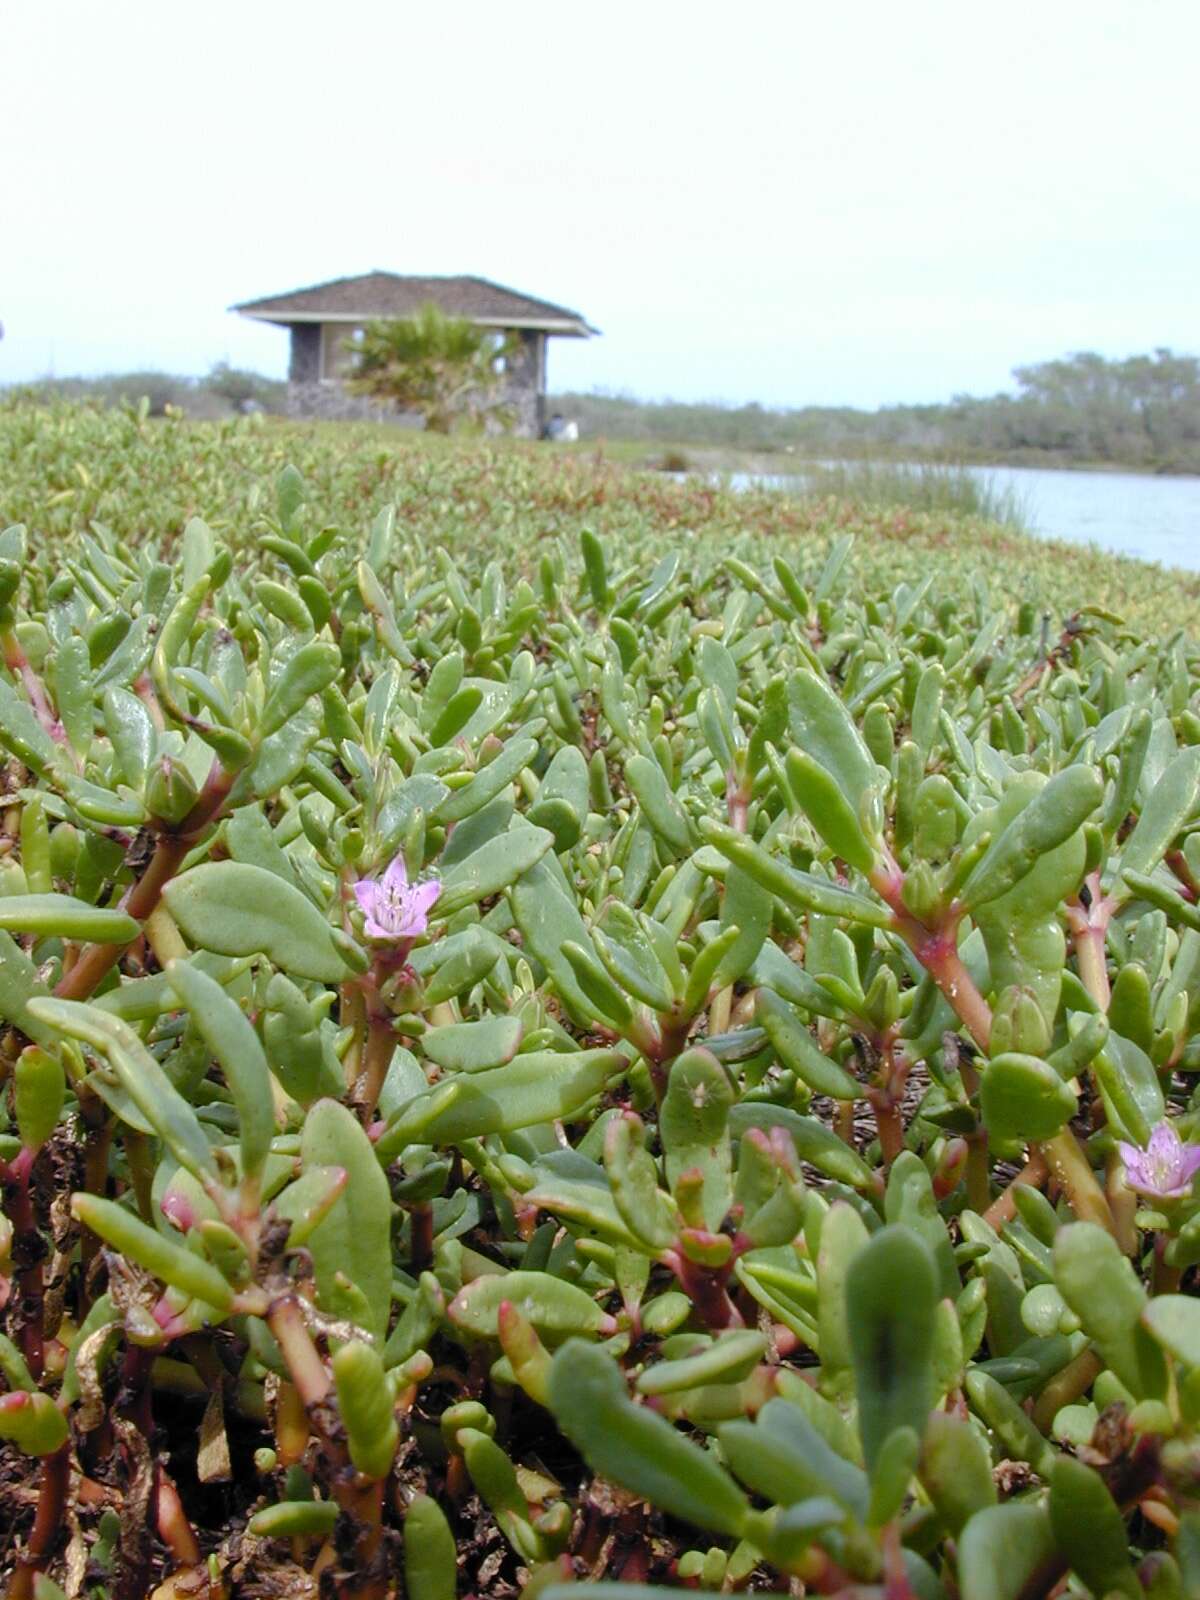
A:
[{"left": 501, "top": 330, "right": 544, "bottom": 438}]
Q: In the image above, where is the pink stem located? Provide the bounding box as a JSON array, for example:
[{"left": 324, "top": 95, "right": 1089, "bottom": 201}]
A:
[
  {"left": 1067, "top": 877, "right": 1112, "bottom": 1010},
  {"left": 2, "top": 630, "right": 66, "bottom": 746},
  {"left": 53, "top": 761, "right": 233, "bottom": 1003},
  {"left": 871, "top": 862, "right": 993, "bottom": 1050}
]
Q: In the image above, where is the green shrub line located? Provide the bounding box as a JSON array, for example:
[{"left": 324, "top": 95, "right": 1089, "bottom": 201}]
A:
[{"left": 0, "top": 402, "right": 1199, "bottom": 1597}]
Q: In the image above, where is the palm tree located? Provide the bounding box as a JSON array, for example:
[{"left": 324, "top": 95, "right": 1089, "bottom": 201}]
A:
[{"left": 345, "top": 304, "right": 517, "bottom": 434}]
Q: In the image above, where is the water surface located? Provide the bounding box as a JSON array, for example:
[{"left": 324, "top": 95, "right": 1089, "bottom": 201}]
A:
[{"left": 728, "top": 464, "right": 1200, "bottom": 573}]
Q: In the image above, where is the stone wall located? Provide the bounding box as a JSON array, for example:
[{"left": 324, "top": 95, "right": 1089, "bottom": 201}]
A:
[{"left": 285, "top": 381, "right": 412, "bottom": 425}]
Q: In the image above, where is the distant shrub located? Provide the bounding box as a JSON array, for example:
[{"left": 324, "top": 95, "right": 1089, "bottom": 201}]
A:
[
  {"left": 1, "top": 366, "right": 286, "bottom": 420},
  {"left": 203, "top": 361, "right": 286, "bottom": 414}
]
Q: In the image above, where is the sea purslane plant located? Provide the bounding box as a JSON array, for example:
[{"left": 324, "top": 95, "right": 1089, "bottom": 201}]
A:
[{"left": 0, "top": 412, "right": 1199, "bottom": 1598}]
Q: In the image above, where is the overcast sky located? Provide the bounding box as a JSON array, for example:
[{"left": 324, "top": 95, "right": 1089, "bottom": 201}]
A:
[{"left": 3, "top": 1, "right": 1197, "bottom": 408}]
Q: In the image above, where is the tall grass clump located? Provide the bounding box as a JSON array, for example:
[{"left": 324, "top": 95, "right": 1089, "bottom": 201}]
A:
[{"left": 802, "top": 457, "right": 1031, "bottom": 528}]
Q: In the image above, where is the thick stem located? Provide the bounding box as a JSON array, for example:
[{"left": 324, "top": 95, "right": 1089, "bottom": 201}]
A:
[
  {"left": 410, "top": 1203, "right": 434, "bottom": 1275},
  {"left": 870, "top": 868, "right": 993, "bottom": 1050},
  {"left": 1074, "top": 927, "right": 1111, "bottom": 1011},
  {"left": 274, "top": 1379, "right": 311, "bottom": 1466},
  {"left": 964, "top": 1133, "right": 991, "bottom": 1215},
  {"left": 1, "top": 630, "right": 66, "bottom": 748},
  {"left": 1105, "top": 1148, "right": 1140, "bottom": 1257},
  {"left": 355, "top": 1007, "right": 395, "bottom": 1125},
  {"left": 2, "top": 1154, "right": 45, "bottom": 1381},
  {"left": 981, "top": 1151, "right": 1049, "bottom": 1229},
  {"left": 1153, "top": 1233, "right": 1182, "bottom": 1295},
  {"left": 1068, "top": 879, "right": 1112, "bottom": 1011},
  {"left": 647, "top": 1010, "right": 696, "bottom": 1107},
  {"left": 869, "top": 1034, "right": 909, "bottom": 1167},
  {"left": 268, "top": 1296, "right": 331, "bottom": 1412},
  {"left": 1038, "top": 1130, "right": 1117, "bottom": 1236},
  {"left": 155, "top": 1469, "right": 201, "bottom": 1567},
  {"left": 340, "top": 984, "right": 367, "bottom": 1089},
  {"left": 53, "top": 765, "right": 232, "bottom": 1004},
  {"left": 668, "top": 1254, "right": 742, "bottom": 1330},
  {"left": 268, "top": 1299, "right": 388, "bottom": 1600},
  {"left": 340, "top": 1479, "right": 387, "bottom": 1592},
  {"left": 1032, "top": 1348, "right": 1103, "bottom": 1433},
  {"left": 869, "top": 1091, "right": 905, "bottom": 1167},
  {"left": 7, "top": 1443, "right": 70, "bottom": 1600},
  {"left": 918, "top": 934, "right": 993, "bottom": 1052}
]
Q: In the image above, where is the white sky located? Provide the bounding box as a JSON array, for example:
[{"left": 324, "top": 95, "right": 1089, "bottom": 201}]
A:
[{"left": 3, "top": 0, "right": 1197, "bottom": 408}]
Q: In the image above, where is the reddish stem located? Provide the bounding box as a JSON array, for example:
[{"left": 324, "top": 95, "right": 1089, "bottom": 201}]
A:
[
  {"left": 726, "top": 771, "right": 749, "bottom": 833},
  {"left": 410, "top": 1203, "right": 434, "bottom": 1274},
  {"left": 982, "top": 1151, "right": 1049, "bottom": 1229},
  {"left": 155, "top": 1469, "right": 201, "bottom": 1566},
  {"left": 53, "top": 763, "right": 232, "bottom": 1003},
  {"left": 664, "top": 1251, "right": 742, "bottom": 1330},
  {"left": 6, "top": 1443, "right": 70, "bottom": 1600},
  {"left": 869, "top": 863, "right": 993, "bottom": 1050},
  {"left": 1, "top": 630, "right": 67, "bottom": 747},
  {"left": 355, "top": 1004, "right": 396, "bottom": 1125},
  {"left": 1, "top": 1151, "right": 45, "bottom": 1381},
  {"left": 868, "top": 1030, "right": 909, "bottom": 1166},
  {"left": 268, "top": 1296, "right": 331, "bottom": 1411},
  {"left": 1066, "top": 877, "right": 1113, "bottom": 1011},
  {"left": 267, "top": 1297, "right": 389, "bottom": 1599},
  {"left": 868, "top": 1090, "right": 905, "bottom": 1166},
  {"left": 913, "top": 924, "right": 993, "bottom": 1051}
]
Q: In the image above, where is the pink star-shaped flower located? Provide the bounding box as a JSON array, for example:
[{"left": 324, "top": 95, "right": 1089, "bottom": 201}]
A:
[
  {"left": 1117, "top": 1120, "right": 1200, "bottom": 1201},
  {"left": 352, "top": 855, "right": 441, "bottom": 942}
]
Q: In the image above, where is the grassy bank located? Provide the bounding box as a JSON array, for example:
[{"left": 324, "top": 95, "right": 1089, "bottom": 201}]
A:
[{"left": 1, "top": 400, "right": 1195, "bottom": 635}]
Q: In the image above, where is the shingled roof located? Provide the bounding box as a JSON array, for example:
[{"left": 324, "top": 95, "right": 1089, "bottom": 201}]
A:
[{"left": 232, "top": 272, "right": 596, "bottom": 336}]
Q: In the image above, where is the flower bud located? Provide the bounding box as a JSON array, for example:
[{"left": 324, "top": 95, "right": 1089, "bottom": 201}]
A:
[
  {"left": 0, "top": 1390, "right": 69, "bottom": 1456},
  {"left": 144, "top": 755, "right": 199, "bottom": 826},
  {"left": 900, "top": 860, "right": 942, "bottom": 924},
  {"left": 990, "top": 985, "right": 1052, "bottom": 1057}
]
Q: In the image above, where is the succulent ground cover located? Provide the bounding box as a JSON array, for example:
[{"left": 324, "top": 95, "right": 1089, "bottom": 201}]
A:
[{"left": 0, "top": 403, "right": 1199, "bottom": 1599}]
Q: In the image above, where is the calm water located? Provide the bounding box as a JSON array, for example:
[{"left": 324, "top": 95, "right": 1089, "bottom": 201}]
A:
[{"left": 731, "top": 464, "right": 1200, "bottom": 573}]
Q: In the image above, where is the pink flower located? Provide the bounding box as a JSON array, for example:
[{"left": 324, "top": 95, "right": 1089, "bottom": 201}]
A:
[
  {"left": 352, "top": 855, "right": 440, "bottom": 942},
  {"left": 1117, "top": 1120, "right": 1200, "bottom": 1201}
]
